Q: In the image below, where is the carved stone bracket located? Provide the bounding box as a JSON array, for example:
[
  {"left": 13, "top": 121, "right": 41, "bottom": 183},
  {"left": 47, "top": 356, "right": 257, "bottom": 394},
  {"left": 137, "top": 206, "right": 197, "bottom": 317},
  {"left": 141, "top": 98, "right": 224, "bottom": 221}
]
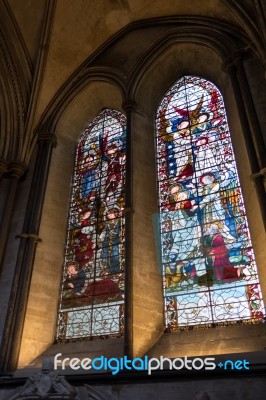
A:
[{"left": 14, "top": 359, "right": 80, "bottom": 399}]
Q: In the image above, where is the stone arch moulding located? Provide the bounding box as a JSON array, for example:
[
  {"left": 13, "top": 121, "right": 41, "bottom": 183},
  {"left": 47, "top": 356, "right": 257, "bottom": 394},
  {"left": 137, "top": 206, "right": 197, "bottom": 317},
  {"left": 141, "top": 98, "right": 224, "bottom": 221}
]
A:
[
  {"left": 36, "top": 15, "right": 250, "bottom": 136},
  {"left": 222, "top": 0, "right": 266, "bottom": 69},
  {"left": 126, "top": 21, "right": 248, "bottom": 99},
  {"left": 0, "top": 0, "right": 31, "bottom": 164},
  {"left": 37, "top": 69, "right": 127, "bottom": 136}
]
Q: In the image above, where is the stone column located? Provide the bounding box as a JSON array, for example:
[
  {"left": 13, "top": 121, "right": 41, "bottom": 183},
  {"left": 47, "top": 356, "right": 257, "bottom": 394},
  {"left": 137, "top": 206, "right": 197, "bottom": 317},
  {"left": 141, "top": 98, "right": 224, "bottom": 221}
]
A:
[
  {"left": 223, "top": 56, "right": 266, "bottom": 227},
  {"left": 0, "top": 161, "right": 26, "bottom": 276},
  {"left": 0, "top": 132, "right": 56, "bottom": 374},
  {"left": 122, "top": 100, "right": 137, "bottom": 359}
]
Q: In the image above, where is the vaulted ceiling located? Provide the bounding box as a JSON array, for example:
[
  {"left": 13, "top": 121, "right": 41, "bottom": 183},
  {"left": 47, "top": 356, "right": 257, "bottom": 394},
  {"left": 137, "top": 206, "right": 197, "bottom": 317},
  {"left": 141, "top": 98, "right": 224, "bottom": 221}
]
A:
[{"left": 1, "top": 0, "right": 265, "bottom": 168}]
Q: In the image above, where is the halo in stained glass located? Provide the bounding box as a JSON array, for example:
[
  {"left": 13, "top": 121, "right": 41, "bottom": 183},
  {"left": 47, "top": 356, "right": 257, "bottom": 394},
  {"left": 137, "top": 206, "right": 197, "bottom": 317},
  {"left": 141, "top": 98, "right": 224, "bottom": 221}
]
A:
[
  {"left": 57, "top": 108, "right": 126, "bottom": 340},
  {"left": 155, "top": 76, "right": 265, "bottom": 332}
]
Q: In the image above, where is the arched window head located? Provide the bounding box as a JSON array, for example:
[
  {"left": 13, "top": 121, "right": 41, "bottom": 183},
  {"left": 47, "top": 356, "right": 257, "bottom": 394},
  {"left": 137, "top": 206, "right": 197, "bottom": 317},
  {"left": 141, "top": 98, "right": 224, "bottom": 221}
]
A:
[
  {"left": 57, "top": 108, "right": 126, "bottom": 340},
  {"left": 156, "top": 76, "right": 264, "bottom": 332}
]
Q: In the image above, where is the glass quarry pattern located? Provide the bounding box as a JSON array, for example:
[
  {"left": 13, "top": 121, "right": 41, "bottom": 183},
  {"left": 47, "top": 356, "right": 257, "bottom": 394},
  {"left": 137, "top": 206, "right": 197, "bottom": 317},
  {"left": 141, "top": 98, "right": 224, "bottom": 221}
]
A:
[
  {"left": 156, "top": 76, "right": 264, "bottom": 332},
  {"left": 57, "top": 109, "right": 126, "bottom": 340}
]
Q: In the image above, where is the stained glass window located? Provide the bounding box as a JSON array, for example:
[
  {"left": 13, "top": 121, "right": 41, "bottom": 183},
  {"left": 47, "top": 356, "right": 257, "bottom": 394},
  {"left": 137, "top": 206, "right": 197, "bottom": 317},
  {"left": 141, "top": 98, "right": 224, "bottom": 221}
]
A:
[
  {"left": 57, "top": 109, "right": 126, "bottom": 340},
  {"left": 156, "top": 76, "right": 265, "bottom": 332}
]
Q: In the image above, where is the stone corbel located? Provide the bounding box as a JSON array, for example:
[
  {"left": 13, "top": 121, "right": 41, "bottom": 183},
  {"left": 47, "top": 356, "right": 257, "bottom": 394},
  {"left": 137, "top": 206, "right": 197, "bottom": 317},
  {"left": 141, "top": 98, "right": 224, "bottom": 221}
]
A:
[{"left": 12, "top": 358, "right": 81, "bottom": 400}]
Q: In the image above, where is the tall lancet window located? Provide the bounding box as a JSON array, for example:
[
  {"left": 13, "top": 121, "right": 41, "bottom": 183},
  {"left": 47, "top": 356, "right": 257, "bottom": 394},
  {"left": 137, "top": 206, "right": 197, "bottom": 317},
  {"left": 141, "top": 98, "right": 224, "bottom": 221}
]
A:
[
  {"left": 57, "top": 109, "right": 126, "bottom": 340},
  {"left": 156, "top": 76, "right": 264, "bottom": 332}
]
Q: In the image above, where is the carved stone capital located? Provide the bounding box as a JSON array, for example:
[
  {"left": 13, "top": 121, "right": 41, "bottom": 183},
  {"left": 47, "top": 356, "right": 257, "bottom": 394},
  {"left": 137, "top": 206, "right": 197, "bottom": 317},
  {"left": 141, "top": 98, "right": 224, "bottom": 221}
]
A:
[
  {"left": 7, "top": 161, "right": 27, "bottom": 179},
  {"left": 122, "top": 99, "right": 138, "bottom": 113},
  {"left": 0, "top": 159, "right": 8, "bottom": 178},
  {"left": 38, "top": 132, "right": 57, "bottom": 147},
  {"left": 222, "top": 50, "right": 246, "bottom": 72}
]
